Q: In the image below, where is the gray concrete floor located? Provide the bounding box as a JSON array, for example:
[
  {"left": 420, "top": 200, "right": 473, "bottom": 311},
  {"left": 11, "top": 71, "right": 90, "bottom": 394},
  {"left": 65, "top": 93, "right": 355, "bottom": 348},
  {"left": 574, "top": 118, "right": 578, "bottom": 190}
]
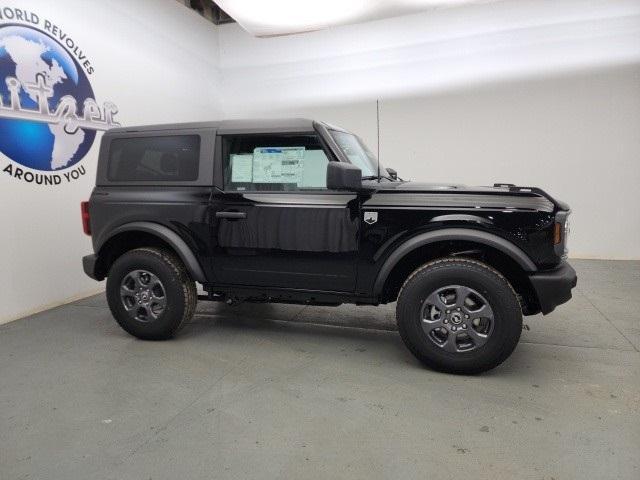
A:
[{"left": 1, "top": 259, "right": 639, "bottom": 480}]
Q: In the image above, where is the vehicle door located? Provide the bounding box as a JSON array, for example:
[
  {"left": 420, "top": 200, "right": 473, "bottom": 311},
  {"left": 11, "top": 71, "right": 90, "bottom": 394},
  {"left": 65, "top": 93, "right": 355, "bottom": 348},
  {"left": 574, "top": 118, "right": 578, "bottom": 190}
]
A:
[{"left": 209, "top": 131, "right": 360, "bottom": 292}]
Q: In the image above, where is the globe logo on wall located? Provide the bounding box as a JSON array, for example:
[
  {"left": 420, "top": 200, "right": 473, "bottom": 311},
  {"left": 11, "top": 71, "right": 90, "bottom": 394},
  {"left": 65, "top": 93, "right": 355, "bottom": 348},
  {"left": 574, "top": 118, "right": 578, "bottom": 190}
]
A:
[{"left": 0, "top": 12, "right": 119, "bottom": 184}]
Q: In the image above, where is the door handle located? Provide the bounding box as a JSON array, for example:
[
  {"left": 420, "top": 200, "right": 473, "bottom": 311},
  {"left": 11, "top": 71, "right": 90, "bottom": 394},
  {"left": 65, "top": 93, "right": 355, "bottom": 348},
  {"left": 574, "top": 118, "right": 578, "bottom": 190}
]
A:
[{"left": 216, "top": 210, "right": 247, "bottom": 219}]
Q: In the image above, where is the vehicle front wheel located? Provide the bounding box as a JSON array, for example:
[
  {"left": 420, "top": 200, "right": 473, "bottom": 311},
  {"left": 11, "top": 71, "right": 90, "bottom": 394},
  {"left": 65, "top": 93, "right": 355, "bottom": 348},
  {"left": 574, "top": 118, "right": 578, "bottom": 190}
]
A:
[
  {"left": 396, "top": 258, "right": 522, "bottom": 374},
  {"left": 106, "top": 247, "right": 197, "bottom": 340}
]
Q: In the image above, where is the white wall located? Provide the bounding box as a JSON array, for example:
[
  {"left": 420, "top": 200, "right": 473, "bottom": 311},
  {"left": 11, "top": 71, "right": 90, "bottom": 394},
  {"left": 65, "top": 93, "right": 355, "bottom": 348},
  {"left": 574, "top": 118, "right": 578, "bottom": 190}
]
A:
[
  {"left": 217, "top": 0, "right": 640, "bottom": 260},
  {"left": 0, "top": 0, "right": 222, "bottom": 324}
]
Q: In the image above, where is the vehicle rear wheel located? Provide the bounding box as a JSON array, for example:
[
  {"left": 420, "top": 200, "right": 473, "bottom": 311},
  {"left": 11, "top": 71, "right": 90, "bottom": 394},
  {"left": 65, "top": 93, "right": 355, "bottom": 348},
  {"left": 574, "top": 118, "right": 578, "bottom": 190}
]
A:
[
  {"left": 106, "top": 247, "right": 197, "bottom": 340},
  {"left": 396, "top": 258, "right": 522, "bottom": 374}
]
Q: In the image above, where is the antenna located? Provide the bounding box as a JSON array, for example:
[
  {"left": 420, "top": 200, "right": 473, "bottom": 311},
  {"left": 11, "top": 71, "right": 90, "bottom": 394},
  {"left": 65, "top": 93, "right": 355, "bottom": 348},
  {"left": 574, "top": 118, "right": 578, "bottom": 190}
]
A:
[{"left": 376, "top": 99, "right": 381, "bottom": 183}]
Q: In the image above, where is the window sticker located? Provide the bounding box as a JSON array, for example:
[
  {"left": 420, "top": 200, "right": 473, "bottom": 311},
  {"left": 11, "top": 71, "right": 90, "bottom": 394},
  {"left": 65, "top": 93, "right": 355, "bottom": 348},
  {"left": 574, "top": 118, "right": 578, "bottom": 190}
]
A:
[
  {"left": 231, "top": 154, "right": 253, "bottom": 182},
  {"left": 253, "top": 147, "right": 305, "bottom": 184}
]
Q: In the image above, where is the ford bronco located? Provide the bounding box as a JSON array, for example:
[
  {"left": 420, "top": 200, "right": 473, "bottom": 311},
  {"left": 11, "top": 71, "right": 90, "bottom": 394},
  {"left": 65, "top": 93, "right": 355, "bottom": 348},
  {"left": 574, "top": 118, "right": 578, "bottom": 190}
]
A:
[{"left": 82, "top": 118, "right": 576, "bottom": 373}]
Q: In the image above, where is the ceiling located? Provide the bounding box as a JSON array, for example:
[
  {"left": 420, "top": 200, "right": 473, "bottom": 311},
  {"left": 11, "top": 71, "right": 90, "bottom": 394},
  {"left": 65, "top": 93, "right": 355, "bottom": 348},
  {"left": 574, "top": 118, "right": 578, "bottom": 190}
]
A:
[{"left": 188, "top": 0, "right": 504, "bottom": 37}]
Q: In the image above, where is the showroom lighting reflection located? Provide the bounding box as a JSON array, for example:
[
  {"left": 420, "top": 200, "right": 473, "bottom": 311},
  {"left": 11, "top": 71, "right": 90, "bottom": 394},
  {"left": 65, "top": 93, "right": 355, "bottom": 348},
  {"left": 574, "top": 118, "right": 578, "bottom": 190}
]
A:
[{"left": 216, "top": 0, "right": 500, "bottom": 37}]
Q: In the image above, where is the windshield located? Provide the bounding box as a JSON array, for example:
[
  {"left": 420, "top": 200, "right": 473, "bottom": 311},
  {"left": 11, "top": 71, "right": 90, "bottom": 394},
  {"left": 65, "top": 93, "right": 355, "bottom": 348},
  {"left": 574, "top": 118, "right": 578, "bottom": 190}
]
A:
[{"left": 329, "top": 130, "right": 386, "bottom": 179}]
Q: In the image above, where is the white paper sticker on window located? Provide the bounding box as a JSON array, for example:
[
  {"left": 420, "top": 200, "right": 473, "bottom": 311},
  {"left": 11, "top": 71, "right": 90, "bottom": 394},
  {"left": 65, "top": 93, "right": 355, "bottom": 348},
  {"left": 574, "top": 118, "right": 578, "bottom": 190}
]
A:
[
  {"left": 231, "top": 154, "right": 253, "bottom": 182},
  {"left": 253, "top": 147, "right": 305, "bottom": 184}
]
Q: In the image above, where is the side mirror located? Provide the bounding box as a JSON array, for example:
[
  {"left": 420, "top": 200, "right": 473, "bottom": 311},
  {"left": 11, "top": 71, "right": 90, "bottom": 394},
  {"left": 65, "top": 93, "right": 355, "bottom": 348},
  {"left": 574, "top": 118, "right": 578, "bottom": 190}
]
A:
[
  {"left": 326, "top": 162, "right": 362, "bottom": 191},
  {"left": 386, "top": 167, "right": 398, "bottom": 180}
]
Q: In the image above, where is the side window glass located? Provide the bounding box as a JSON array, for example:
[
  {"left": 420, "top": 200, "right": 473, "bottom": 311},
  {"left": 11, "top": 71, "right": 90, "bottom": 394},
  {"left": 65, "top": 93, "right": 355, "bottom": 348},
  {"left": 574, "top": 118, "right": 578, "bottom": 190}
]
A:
[
  {"left": 107, "top": 135, "right": 200, "bottom": 182},
  {"left": 223, "top": 134, "right": 329, "bottom": 191}
]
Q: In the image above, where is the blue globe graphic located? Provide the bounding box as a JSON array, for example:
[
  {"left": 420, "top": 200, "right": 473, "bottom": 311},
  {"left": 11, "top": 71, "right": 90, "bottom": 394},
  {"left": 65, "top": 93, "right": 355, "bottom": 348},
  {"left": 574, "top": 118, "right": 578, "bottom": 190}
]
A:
[{"left": 0, "top": 24, "right": 96, "bottom": 171}]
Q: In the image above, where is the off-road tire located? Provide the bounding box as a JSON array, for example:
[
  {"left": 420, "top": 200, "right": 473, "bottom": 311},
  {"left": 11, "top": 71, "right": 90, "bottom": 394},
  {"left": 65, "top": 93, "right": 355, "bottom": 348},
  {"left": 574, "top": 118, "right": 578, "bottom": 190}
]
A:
[
  {"left": 396, "top": 258, "right": 522, "bottom": 374},
  {"left": 106, "top": 247, "right": 197, "bottom": 340}
]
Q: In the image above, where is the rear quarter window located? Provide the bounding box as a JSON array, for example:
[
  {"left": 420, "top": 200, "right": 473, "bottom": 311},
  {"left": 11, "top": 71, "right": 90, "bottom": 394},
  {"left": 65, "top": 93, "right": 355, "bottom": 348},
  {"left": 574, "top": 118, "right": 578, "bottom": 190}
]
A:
[{"left": 107, "top": 135, "right": 200, "bottom": 182}]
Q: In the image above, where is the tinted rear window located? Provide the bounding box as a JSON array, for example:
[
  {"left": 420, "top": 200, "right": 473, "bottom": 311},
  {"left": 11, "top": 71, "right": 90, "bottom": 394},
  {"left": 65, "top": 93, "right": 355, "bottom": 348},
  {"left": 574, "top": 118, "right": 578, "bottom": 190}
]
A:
[{"left": 107, "top": 135, "right": 200, "bottom": 182}]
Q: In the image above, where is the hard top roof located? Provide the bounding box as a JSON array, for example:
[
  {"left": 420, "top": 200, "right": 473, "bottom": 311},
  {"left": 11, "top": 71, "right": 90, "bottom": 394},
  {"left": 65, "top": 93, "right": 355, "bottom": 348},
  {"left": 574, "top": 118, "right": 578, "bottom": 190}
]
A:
[{"left": 106, "top": 118, "right": 327, "bottom": 135}]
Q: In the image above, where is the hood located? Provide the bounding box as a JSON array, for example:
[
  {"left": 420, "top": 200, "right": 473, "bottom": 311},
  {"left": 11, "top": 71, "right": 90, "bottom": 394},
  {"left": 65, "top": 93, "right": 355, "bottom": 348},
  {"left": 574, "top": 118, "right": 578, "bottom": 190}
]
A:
[
  {"left": 367, "top": 181, "right": 566, "bottom": 213},
  {"left": 379, "top": 180, "right": 511, "bottom": 193}
]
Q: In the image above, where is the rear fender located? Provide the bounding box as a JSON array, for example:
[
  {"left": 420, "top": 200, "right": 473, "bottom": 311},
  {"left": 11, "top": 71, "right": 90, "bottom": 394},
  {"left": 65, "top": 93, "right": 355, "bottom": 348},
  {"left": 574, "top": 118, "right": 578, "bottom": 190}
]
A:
[{"left": 96, "top": 222, "right": 206, "bottom": 283}]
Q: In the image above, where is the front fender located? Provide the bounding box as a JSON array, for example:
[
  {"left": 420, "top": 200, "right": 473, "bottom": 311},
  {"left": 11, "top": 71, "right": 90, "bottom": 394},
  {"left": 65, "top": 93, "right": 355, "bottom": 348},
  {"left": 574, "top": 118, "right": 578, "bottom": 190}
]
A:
[{"left": 372, "top": 227, "right": 537, "bottom": 297}]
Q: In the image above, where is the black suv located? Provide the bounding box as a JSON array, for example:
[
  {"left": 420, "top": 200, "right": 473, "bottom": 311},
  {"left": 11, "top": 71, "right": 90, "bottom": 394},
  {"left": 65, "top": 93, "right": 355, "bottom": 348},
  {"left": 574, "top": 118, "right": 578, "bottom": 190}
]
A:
[{"left": 82, "top": 118, "right": 576, "bottom": 373}]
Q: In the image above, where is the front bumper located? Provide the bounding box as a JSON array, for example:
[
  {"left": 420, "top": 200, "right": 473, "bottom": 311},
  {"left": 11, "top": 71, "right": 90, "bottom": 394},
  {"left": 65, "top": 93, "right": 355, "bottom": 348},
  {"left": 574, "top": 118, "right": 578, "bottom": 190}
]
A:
[
  {"left": 528, "top": 261, "right": 577, "bottom": 315},
  {"left": 82, "top": 254, "right": 102, "bottom": 281}
]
